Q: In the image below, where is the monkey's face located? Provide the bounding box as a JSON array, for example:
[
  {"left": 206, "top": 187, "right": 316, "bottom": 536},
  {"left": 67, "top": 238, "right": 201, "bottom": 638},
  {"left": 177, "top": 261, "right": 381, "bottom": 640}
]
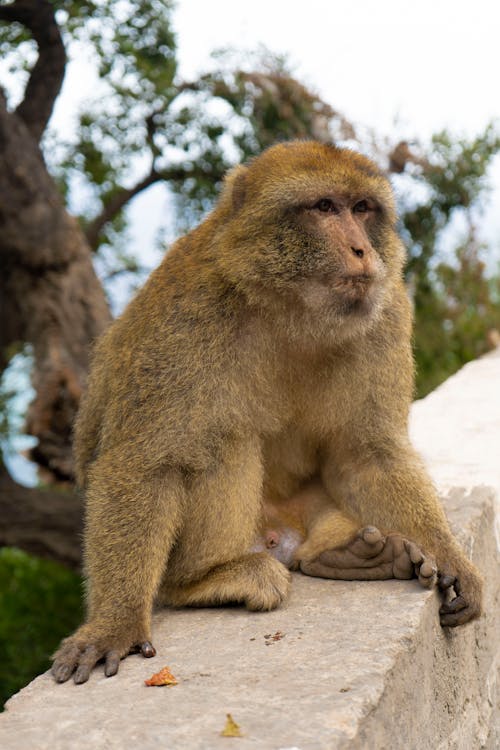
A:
[
  {"left": 280, "top": 193, "right": 388, "bottom": 317},
  {"left": 217, "top": 142, "right": 405, "bottom": 327}
]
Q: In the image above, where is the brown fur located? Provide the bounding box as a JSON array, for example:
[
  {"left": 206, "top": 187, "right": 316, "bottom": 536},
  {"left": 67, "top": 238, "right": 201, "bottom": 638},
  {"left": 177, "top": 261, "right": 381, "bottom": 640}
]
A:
[{"left": 52, "top": 141, "right": 482, "bottom": 684}]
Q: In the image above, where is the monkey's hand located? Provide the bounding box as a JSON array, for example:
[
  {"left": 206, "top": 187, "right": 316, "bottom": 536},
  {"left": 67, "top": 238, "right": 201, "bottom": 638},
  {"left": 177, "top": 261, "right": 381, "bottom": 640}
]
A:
[
  {"left": 51, "top": 622, "right": 156, "bottom": 684},
  {"left": 436, "top": 557, "right": 483, "bottom": 627},
  {"left": 300, "top": 527, "right": 437, "bottom": 589}
]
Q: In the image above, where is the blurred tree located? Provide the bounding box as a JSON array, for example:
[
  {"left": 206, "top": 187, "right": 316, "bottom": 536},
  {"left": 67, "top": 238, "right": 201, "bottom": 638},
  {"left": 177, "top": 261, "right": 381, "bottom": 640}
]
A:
[
  {"left": 0, "top": 0, "right": 499, "bottom": 563},
  {"left": 396, "top": 127, "right": 500, "bottom": 395}
]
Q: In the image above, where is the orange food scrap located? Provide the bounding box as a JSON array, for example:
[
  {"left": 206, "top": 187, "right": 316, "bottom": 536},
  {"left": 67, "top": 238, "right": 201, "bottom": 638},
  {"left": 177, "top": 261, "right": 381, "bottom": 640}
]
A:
[
  {"left": 144, "top": 666, "right": 178, "bottom": 687},
  {"left": 220, "top": 713, "right": 242, "bottom": 738}
]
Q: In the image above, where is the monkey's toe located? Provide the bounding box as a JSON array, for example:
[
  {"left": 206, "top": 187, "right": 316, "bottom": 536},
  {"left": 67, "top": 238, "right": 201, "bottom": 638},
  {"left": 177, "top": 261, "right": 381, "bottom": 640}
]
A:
[
  {"left": 341, "top": 525, "right": 385, "bottom": 560},
  {"left": 52, "top": 627, "right": 157, "bottom": 684},
  {"left": 361, "top": 526, "right": 383, "bottom": 545},
  {"left": 417, "top": 559, "right": 438, "bottom": 589}
]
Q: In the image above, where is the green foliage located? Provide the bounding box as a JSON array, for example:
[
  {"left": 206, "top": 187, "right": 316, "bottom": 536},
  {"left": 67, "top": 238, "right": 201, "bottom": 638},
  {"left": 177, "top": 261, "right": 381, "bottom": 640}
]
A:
[
  {"left": 398, "top": 125, "right": 500, "bottom": 396},
  {"left": 0, "top": 548, "right": 83, "bottom": 708}
]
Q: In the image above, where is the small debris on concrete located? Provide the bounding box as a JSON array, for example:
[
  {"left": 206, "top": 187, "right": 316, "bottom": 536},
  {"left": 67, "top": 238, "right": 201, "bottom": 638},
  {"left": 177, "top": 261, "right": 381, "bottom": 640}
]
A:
[
  {"left": 220, "top": 713, "right": 242, "bottom": 738},
  {"left": 144, "top": 666, "right": 178, "bottom": 687}
]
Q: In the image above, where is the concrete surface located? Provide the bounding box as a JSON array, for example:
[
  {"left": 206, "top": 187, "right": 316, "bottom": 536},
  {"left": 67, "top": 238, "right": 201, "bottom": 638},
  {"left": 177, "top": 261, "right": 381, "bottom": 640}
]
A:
[{"left": 1, "top": 350, "right": 499, "bottom": 750}]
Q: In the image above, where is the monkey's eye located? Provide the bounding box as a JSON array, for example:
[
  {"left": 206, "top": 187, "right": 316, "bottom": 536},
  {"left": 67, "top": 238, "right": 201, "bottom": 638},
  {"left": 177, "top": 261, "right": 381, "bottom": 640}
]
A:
[
  {"left": 314, "top": 198, "right": 336, "bottom": 212},
  {"left": 353, "top": 200, "right": 369, "bottom": 213}
]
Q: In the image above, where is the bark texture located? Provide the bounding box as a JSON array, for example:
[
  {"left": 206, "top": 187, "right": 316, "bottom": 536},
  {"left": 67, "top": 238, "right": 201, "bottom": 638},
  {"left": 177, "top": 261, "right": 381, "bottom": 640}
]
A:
[
  {"left": 0, "top": 92, "right": 111, "bottom": 480},
  {"left": 0, "top": 466, "right": 83, "bottom": 569},
  {"left": 0, "top": 1, "right": 111, "bottom": 566}
]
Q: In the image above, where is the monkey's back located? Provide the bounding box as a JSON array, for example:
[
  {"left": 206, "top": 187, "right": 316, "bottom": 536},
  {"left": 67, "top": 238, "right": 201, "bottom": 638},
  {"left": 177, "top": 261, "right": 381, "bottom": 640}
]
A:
[{"left": 73, "top": 227, "right": 275, "bottom": 483}]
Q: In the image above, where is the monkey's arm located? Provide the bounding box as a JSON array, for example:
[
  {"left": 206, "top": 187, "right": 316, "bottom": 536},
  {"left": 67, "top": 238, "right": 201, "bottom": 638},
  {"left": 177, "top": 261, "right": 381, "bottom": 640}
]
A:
[
  {"left": 321, "top": 437, "right": 483, "bottom": 626},
  {"left": 52, "top": 451, "right": 184, "bottom": 684}
]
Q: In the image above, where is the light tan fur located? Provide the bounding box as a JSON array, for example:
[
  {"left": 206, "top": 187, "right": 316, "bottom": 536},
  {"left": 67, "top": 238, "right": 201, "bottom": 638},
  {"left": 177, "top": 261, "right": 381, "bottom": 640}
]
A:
[{"left": 52, "top": 141, "right": 483, "bottom": 684}]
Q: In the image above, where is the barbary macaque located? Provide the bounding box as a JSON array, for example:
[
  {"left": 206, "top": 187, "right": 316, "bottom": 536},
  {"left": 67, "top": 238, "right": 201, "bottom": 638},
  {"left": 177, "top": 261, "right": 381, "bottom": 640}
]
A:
[{"left": 52, "top": 141, "right": 482, "bottom": 685}]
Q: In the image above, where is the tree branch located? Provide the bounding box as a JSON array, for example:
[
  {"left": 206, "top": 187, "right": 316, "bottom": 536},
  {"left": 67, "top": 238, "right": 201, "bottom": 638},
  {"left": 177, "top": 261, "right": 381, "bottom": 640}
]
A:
[
  {"left": 0, "top": 0, "right": 66, "bottom": 142},
  {"left": 84, "top": 166, "right": 207, "bottom": 251},
  {"left": 0, "top": 468, "right": 83, "bottom": 570},
  {"left": 84, "top": 169, "right": 163, "bottom": 251}
]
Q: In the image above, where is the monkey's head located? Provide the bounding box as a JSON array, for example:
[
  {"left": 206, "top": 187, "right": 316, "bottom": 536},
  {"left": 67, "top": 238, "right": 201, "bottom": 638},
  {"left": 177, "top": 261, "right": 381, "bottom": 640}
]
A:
[{"left": 214, "top": 141, "right": 405, "bottom": 336}]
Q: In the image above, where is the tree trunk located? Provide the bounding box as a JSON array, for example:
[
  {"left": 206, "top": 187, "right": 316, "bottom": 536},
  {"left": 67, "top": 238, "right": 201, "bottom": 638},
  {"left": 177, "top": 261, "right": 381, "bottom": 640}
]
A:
[
  {"left": 0, "top": 88, "right": 110, "bottom": 565},
  {"left": 0, "top": 466, "right": 83, "bottom": 570},
  {"left": 0, "top": 93, "right": 111, "bottom": 482}
]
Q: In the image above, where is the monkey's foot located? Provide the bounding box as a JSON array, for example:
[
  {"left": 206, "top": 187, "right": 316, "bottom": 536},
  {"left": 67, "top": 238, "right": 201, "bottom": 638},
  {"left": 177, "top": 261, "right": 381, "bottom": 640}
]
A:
[
  {"left": 299, "top": 527, "right": 437, "bottom": 589},
  {"left": 161, "top": 553, "right": 291, "bottom": 612},
  {"left": 51, "top": 624, "right": 156, "bottom": 684}
]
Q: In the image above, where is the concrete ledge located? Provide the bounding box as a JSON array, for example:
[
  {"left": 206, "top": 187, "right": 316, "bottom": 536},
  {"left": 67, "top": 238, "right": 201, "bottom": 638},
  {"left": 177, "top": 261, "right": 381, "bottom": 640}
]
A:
[{"left": 1, "top": 351, "right": 499, "bottom": 750}]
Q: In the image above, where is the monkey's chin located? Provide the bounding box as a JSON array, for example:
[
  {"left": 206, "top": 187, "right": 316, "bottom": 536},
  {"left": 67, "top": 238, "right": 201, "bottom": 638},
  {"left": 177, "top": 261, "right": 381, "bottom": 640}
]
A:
[
  {"left": 299, "top": 278, "right": 380, "bottom": 318},
  {"left": 336, "top": 292, "right": 379, "bottom": 317}
]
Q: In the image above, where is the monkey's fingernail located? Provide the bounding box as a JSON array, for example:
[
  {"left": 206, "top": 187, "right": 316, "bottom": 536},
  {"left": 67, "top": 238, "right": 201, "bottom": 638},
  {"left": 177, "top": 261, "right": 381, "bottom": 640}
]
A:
[
  {"left": 438, "top": 574, "right": 456, "bottom": 590},
  {"left": 141, "top": 641, "right": 156, "bottom": 658}
]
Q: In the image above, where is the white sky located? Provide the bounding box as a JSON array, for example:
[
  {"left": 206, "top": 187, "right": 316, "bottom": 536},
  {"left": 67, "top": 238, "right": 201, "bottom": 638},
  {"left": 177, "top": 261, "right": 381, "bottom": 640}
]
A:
[{"left": 174, "top": 0, "right": 500, "bottom": 138}]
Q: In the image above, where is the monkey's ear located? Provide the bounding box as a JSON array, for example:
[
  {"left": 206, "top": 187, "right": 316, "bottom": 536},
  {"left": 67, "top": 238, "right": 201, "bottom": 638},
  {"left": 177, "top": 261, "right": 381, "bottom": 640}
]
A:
[{"left": 223, "top": 165, "right": 249, "bottom": 212}]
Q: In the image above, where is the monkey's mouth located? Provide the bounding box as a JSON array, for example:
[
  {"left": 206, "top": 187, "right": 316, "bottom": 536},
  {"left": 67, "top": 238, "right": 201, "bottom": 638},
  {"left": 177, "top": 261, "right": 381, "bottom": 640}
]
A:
[{"left": 336, "top": 278, "right": 380, "bottom": 314}]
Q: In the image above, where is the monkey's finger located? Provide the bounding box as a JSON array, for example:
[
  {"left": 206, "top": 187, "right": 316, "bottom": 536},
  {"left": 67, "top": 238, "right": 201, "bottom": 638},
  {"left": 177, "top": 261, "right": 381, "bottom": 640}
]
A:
[
  {"left": 51, "top": 642, "right": 82, "bottom": 683},
  {"left": 74, "top": 645, "right": 101, "bottom": 684},
  {"left": 440, "top": 596, "right": 471, "bottom": 627},
  {"left": 140, "top": 641, "right": 156, "bottom": 658},
  {"left": 104, "top": 651, "right": 121, "bottom": 677},
  {"left": 439, "top": 594, "right": 467, "bottom": 616},
  {"left": 438, "top": 574, "right": 456, "bottom": 590}
]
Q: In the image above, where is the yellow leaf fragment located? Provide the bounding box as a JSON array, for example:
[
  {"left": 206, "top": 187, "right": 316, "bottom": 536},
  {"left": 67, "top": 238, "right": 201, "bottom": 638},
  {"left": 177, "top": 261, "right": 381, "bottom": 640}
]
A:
[
  {"left": 220, "top": 713, "right": 242, "bottom": 738},
  {"left": 144, "top": 666, "right": 178, "bottom": 686}
]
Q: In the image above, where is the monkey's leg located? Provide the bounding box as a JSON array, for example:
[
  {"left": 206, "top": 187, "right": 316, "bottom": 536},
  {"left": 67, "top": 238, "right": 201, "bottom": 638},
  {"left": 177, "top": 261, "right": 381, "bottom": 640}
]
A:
[
  {"left": 322, "top": 443, "right": 483, "bottom": 626},
  {"left": 159, "top": 439, "right": 290, "bottom": 612},
  {"left": 52, "top": 456, "right": 184, "bottom": 684},
  {"left": 162, "top": 552, "right": 291, "bottom": 611}
]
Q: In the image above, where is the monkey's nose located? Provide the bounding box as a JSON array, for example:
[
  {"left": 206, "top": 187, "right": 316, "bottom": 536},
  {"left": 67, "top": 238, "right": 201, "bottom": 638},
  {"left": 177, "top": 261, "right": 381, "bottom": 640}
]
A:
[{"left": 351, "top": 247, "right": 365, "bottom": 258}]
